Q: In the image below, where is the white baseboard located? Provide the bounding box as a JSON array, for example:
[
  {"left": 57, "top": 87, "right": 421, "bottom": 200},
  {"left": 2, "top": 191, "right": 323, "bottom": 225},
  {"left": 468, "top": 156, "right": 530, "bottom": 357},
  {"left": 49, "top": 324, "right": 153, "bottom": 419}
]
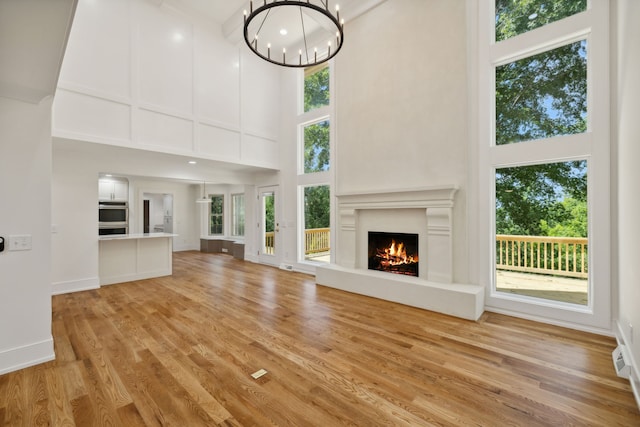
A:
[
  {"left": 100, "top": 269, "right": 171, "bottom": 286},
  {"left": 0, "top": 337, "right": 55, "bottom": 375},
  {"left": 244, "top": 253, "right": 259, "bottom": 263},
  {"left": 615, "top": 320, "right": 640, "bottom": 409},
  {"left": 52, "top": 276, "right": 100, "bottom": 295}
]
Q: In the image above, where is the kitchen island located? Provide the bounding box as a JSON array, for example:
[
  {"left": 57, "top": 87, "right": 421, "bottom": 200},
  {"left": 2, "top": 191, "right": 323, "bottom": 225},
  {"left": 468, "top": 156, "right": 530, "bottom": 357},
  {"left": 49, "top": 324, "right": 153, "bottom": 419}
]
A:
[{"left": 99, "top": 233, "right": 177, "bottom": 285}]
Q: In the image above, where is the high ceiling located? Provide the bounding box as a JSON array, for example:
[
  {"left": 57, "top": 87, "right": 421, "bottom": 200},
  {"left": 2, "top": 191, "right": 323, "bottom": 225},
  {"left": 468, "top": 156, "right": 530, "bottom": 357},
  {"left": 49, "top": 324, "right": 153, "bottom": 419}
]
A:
[
  {"left": 165, "top": 0, "right": 246, "bottom": 25},
  {"left": 168, "top": 0, "right": 382, "bottom": 26},
  {"left": 1, "top": 0, "right": 385, "bottom": 184}
]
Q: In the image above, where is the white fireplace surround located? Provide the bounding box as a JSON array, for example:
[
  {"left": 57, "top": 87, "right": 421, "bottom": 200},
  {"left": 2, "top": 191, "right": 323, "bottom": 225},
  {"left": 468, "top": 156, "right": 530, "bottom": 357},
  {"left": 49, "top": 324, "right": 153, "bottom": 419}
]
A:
[{"left": 316, "top": 186, "right": 484, "bottom": 321}]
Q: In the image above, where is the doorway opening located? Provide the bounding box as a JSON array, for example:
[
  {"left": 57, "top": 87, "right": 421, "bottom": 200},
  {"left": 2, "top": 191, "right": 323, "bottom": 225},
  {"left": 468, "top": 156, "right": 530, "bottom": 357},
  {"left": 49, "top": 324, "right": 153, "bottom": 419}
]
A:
[{"left": 143, "top": 193, "right": 173, "bottom": 234}]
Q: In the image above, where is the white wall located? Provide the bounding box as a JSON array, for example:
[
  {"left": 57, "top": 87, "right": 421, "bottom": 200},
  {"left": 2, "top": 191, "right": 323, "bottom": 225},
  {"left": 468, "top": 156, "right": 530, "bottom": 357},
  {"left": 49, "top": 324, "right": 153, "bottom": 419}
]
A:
[
  {"left": 0, "top": 97, "right": 55, "bottom": 374},
  {"left": 333, "top": 0, "right": 469, "bottom": 282},
  {"left": 614, "top": 0, "right": 640, "bottom": 399},
  {"left": 53, "top": 0, "right": 281, "bottom": 169}
]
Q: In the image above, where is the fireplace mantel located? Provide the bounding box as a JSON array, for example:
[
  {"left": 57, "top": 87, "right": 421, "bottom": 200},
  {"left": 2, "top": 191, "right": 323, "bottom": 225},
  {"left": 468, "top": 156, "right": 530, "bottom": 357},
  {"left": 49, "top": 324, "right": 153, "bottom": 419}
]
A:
[
  {"left": 336, "top": 186, "right": 458, "bottom": 209},
  {"left": 316, "top": 185, "right": 484, "bottom": 321},
  {"left": 336, "top": 186, "right": 458, "bottom": 282}
]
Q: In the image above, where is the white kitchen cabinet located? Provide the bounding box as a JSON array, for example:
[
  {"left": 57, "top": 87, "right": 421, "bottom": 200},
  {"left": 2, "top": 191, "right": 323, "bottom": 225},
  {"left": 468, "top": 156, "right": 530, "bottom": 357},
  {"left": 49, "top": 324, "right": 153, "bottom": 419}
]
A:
[{"left": 99, "top": 178, "right": 129, "bottom": 201}]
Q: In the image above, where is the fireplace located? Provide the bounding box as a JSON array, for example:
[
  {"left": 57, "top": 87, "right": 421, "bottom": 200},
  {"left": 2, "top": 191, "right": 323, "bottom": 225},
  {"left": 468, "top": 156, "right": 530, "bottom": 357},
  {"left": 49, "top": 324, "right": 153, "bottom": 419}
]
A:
[
  {"left": 316, "top": 186, "right": 485, "bottom": 321},
  {"left": 368, "top": 231, "right": 419, "bottom": 277}
]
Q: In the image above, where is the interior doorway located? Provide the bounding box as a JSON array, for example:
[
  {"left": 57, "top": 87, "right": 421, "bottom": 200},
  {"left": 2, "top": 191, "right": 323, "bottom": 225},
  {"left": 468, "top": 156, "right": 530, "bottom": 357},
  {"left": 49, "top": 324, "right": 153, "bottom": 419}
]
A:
[{"left": 143, "top": 193, "right": 173, "bottom": 234}]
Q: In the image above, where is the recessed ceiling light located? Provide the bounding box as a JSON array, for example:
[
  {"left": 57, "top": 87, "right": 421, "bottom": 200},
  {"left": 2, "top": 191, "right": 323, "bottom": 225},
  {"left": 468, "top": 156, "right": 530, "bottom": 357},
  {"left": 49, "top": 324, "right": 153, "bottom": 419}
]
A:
[
  {"left": 280, "top": 28, "right": 288, "bottom": 36},
  {"left": 105, "top": 174, "right": 112, "bottom": 177},
  {"left": 188, "top": 160, "right": 197, "bottom": 165}
]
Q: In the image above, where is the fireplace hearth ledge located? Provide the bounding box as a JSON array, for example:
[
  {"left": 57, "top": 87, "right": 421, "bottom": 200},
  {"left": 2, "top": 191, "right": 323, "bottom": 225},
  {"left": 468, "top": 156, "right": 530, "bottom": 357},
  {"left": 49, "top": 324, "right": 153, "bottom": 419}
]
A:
[{"left": 315, "top": 264, "right": 484, "bottom": 321}]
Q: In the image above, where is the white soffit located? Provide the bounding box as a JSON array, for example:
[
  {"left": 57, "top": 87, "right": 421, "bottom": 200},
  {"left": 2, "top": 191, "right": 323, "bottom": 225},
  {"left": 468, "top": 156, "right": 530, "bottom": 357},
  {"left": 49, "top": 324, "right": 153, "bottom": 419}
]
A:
[{"left": 0, "top": 0, "right": 77, "bottom": 104}]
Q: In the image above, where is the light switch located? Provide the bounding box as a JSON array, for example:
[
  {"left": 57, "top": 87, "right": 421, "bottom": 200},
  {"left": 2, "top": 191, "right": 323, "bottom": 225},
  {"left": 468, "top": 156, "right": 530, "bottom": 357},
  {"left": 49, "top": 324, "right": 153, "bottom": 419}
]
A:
[{"left": 9, "top": 235, "right": 32, "bottom": 251}]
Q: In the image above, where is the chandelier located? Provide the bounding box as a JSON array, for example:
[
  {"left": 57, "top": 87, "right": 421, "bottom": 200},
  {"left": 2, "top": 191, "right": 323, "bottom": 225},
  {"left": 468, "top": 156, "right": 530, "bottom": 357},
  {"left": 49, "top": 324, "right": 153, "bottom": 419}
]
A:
[{"left": 243, "top": 0, "right": 344, "bottom": 68}]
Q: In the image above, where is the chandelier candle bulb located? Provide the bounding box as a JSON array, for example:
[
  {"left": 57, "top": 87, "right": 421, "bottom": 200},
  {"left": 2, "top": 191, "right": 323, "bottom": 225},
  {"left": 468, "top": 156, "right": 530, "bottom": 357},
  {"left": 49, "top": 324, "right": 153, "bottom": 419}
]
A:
[
  {"left": 336, "top": 5, "right": 340, "bottom": 22},
  {"left": 283, "top": 47, "right": 286, "bottom": 63},
  {"left": 299, "top": 49, "right": 302, "bottom": 65},
  {"left": 267, "top": 43, "right": 271, "bottom": 59},
  {"left": 250, "top": 0, "right": 253, "bottom": 13}
]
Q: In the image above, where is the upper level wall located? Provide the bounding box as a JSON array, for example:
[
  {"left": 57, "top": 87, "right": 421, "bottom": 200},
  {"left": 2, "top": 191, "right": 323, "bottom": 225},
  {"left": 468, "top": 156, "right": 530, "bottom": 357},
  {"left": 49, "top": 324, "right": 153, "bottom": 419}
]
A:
[{"left": 52, "top": 0, "right": 281, "bottom": 169}]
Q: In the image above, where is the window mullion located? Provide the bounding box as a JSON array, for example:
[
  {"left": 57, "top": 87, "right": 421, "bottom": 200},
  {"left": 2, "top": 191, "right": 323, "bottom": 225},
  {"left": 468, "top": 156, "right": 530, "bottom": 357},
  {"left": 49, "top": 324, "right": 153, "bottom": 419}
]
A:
[
  {"left": 491, "top": 11, "right": 592, "bottom": 66},
  {"left": 490, "top": 133, "right": 593, "bottom": 167}
]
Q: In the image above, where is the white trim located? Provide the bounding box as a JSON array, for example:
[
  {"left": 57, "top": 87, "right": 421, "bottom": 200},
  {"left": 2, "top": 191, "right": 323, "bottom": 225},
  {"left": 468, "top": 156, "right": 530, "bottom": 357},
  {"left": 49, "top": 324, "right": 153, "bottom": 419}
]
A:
[
  {"left": 0, "top": 338, "right": 55, "bottom": 375},
  {"left": 615, "top": 320, "right": 640, "bottom": 409},
  {"left": 52, "top": 276, "right": 100, "bottom": 295},
  {"left": 491, "top": 11, "right": 593, "bottom": 65}
]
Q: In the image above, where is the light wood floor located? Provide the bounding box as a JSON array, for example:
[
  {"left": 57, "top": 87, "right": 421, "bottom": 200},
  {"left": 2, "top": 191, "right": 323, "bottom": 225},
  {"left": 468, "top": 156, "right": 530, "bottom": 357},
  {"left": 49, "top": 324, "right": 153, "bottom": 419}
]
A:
[{"left": 1, "top": 251, "right": 638, "bottom": 426}]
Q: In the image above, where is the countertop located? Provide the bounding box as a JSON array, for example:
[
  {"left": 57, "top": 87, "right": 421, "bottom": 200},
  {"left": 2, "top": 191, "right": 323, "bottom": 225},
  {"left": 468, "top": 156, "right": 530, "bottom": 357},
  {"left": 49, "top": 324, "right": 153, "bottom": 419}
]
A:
[{"left": 99, "top": 232, "right": 178, "bottom": 241}]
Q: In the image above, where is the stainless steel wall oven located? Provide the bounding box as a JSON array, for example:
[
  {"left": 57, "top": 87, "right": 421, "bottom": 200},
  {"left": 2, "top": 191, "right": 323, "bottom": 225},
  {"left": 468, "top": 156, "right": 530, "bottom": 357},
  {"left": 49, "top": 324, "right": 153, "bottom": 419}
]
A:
[{"left": 99, "top": 201, "right": 128, "bottom": 235}]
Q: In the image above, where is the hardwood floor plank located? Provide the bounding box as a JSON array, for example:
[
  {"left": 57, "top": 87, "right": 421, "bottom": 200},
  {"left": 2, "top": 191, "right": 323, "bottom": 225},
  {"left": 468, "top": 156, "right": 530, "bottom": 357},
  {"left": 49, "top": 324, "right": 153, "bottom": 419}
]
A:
[
  {"left": 116, "top": 402, "right": 148, "bottom": 427},
  {"left": 44, "top": 366, "right": 75, "bottom": 427},
  {"left": 1, "top": 251, "right": 639, "bottom": 426},
  {"left": 3, "top": 370, "right": 25, "bottom": 426}
]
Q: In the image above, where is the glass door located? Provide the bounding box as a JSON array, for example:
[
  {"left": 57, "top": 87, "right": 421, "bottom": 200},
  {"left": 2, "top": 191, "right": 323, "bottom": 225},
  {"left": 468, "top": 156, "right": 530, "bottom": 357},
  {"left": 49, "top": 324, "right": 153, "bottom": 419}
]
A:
[{"left": 258, "top": 186, "right": 280, "bottom": 266}]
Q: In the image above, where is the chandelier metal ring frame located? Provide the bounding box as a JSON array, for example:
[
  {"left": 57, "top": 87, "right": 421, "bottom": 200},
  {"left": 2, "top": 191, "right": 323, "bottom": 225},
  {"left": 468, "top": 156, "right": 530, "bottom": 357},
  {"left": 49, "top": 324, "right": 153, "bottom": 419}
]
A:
[{"left": 243, "top": 0, "right": 344, "bottom": 68}]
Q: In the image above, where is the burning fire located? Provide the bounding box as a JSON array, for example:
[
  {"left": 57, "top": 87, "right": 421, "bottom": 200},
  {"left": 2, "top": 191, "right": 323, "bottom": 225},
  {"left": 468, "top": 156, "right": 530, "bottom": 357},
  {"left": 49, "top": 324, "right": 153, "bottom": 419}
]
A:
[{"left": 376, "top": 239, "right": 418, "bottom": 267}]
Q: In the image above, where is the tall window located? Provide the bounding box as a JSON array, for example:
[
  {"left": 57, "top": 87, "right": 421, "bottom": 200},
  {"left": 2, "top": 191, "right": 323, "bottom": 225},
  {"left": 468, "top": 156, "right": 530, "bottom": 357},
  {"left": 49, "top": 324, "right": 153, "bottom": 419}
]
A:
[
  {"left": 304, "top": 63, "right": 329, "bottom": 113},
  {"left": 209, "top": 195, "right": 223, "bottom": 235},
  {"left": 477, "top": 0, "right": 610, "bottom": 328},
  {"left": 231, "top": 193, "right": 245, "bottom": 237},
  {"left": 303, "top": 120, "right": 330, "bottom": 173},
  {"left": 495, "top": 40, "right": 587, "bottom": 145},
  {"left": 298, "top": 63, "right": 332, "bottom": 264},
  {"left": 303, "top": 185, "right": 330, "bottom": 263}
]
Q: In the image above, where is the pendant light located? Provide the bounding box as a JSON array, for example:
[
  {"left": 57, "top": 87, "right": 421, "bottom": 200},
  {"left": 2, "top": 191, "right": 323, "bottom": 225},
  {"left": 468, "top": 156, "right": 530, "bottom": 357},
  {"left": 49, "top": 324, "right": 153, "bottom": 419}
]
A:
[{"left": 196, "top": 181, "right": 211, "bottom": 204}]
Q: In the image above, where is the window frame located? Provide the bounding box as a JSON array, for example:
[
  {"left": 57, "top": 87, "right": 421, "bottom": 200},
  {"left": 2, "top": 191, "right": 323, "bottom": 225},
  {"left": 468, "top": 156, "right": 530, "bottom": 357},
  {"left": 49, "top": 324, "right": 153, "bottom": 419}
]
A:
[
  {"left": 231, "top": 193, "right": 245, "bottom": 237},
  {"left": 299, "top": 116, "right": 331, "bottom": 176},
  {"left": 208, "top": 194, "right": 224, "bottom": 236},
  {"left": 475, "top": 0, "right": 611, "bottom": 330},
  {"left": 296, "top": 62, "right": 335, "bottom": 266},
  {"left": 299, "top": 183, "right": 331, "bottom": 263},
  {"left": 302, "top": 62, "right": 331, "bottom": 114}
]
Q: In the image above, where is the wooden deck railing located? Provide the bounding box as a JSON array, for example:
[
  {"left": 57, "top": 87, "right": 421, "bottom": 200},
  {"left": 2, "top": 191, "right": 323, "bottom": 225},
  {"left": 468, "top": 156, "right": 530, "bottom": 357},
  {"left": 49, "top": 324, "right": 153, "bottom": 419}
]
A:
[
  {"left": 264, "top": 232, "right": 274, "bottom": 255},
  {"left": 496, "top": 234, "right": 588, "bottom": 279},
  {"left": 305, "top": 228, "right": 330, "bottom": 254},
  {"left": 264, "top": 228, "right": 330, "bottom": 256}
]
